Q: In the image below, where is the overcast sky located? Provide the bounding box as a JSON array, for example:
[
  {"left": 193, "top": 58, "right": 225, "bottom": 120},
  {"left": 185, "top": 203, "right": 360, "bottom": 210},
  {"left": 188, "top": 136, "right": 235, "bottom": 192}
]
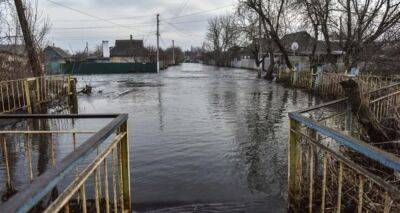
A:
[{"left": 40, "top": 0, "right": 237, "bottom": 53}]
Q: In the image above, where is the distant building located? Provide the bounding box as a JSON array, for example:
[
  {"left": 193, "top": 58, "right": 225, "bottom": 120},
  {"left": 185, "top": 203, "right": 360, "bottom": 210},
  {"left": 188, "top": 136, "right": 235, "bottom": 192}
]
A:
[
  {"left": 230, "top": 31, "right": 345, "bottom": 72},
  {"left": 0, "top": 44, "right": 26, "bottom": 61},
  {"left": 110, "top": 35, "right": 150, "bottom": 63},
  {"left": 102, "top": 41, "right": 110, "bottom": 58},
  {"left": 279, "top": 31, "right": 344, "bottom": 71},
  {"left": 44, "top": 45, "right": 71, "bottom": 74},
  {"left": 0, "top": 44, "right": 28, "bottom": 79}
]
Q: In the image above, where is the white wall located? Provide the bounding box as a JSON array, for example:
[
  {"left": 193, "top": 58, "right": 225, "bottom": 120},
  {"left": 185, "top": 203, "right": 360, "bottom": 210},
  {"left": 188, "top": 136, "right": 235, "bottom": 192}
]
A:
[
  {"left": 231, "top": 58, "right": 259, "bottom": 70},
  {"left": 102, "top": 41, "right": 110, "bottom": 58}
]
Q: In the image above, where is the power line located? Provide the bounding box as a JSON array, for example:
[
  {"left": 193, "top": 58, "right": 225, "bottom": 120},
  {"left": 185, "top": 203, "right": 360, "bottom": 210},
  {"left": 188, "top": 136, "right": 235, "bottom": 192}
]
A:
[
  {"left": 163, "top": 3, "right": 235, "bottom": 21},
  {"left": 52, "top": 23, "right": 155, "bottom": 30},
  {"left": 51, "top": 18, "right": 209, "bottom": 30},
  {"left": 175, "top": 0, "right": 190, "bottom": 17},
  {"left": 163, "top": 20, "right": 201, "bottom": 37},
  {"left": 45, "top": 0, "right": 137, "bottom": 31},
  {"left": 51, "top": 30, "right": 156, "bottom": 39},
  {"left": 52, "top": 14, "right": 156, "bottom": 22}
]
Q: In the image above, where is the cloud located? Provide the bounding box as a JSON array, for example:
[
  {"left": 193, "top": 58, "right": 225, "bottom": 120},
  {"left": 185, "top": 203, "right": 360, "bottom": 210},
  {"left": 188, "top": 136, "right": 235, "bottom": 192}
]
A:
[{"left": 43, "top": 0, "right": 236, "bottom": 51}]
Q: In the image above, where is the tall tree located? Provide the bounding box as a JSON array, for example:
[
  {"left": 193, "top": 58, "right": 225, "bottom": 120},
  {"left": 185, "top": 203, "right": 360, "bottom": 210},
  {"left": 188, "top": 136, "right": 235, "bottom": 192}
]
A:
[
  {"left": 240, "top": 0, "right": 294, "bottom": 70},
  {"left": 14, "top": 0, "right": 45, "bottom": 76},
  {"left": 339, "top": 0, "right": 400, "bottom": 69},
  {"left": 206, "top": 15, "right": 240, "bottom": 66}
]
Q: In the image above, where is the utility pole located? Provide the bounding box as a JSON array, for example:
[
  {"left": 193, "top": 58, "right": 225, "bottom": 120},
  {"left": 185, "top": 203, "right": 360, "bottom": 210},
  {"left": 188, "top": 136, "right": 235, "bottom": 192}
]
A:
[
  {"left": 258, "top": 0, "right": 263, "bottom": 78},
  {"left": 172, "top": 40, "right": 175, "bottom": 65},
  {"left": 156, "top": 14, "right": 160, "bottom": 74},
  {"left": 85, "top": 42, "right": 89, "bottom": 56},
  {"left": 14, "top": 0, "right": 43, "bottom": 77}
]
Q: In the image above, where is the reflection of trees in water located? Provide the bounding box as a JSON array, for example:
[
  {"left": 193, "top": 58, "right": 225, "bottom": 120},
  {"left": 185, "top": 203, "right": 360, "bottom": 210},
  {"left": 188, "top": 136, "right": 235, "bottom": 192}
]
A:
[
  {"left": 208, "top": 78, "right": 238, "bottom": 116},
  {"left": 291, "top": 89, "right": 298, "bottom": 106},
  {"left": 0, "top": 136, "right": 18, "bottom": 201},
  {"left": 0, "top": 106, "right": 74, "bottom": 203},
  {"left": 241, "top": 88, "right": 289, "bottom": 195},
  {"left": 36, "top": 118, "right": 50, "bottom": 176},
  {"left": 207, "top": 79, "right": 292, "bottom": 196}
]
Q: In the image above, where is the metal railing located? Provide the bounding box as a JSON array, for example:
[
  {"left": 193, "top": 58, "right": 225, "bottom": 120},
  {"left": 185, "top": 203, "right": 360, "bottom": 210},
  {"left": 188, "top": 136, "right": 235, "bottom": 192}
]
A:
[
  {"left": 0, "top": 75, "right": 73, "bottom": 114},
  {"left": 288, "top": 83, "right": 400, "bottom": 212},
  {"left": 0, "top": 114, "right": 130, "bottom": 213}
]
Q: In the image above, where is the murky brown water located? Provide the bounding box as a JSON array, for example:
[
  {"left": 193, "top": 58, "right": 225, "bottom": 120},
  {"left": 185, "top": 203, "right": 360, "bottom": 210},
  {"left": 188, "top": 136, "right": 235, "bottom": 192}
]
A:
[
  {"left": 75, "top": 63, "right": 321, "bottom": 212},
  {"left": 0, "top": 63, "right": 321, "bottom": 212}
]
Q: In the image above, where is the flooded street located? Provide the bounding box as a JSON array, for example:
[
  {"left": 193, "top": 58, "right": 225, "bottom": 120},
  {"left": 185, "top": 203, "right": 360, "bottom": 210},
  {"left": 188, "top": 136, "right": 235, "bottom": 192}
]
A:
[{"left": 75, "top": 63, "right": 318, "bottom": 211}]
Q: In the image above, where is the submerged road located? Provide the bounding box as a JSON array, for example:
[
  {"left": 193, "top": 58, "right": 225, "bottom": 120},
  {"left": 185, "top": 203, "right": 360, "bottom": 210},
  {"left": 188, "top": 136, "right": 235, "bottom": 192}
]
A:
[{"left": 76, "top": 63, "right": 319, "bottom": 212}]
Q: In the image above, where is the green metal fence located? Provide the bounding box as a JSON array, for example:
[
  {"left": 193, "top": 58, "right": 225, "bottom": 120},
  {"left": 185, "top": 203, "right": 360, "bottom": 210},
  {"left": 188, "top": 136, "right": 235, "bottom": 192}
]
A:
[{"left": 63, "top": 62, "right": 158, "bottom": 74}]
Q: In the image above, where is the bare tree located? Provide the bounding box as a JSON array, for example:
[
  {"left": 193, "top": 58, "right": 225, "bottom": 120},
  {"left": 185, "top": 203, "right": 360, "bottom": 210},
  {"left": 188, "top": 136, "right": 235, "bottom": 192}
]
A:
[
  {"left": 0, "top": 0, "right": 50, "bottom": 79},
  {"left": 294, "top": 0, "right": 324, "bottom": 68},
  {"left": 206, "top": 15, "right": 240, "bottom": 66},
  {"left": 337, "top": 0, "right": 400, "bottom": 70},
  {"left": 241, "top": 0, "right": 294, "bottom": 70}
]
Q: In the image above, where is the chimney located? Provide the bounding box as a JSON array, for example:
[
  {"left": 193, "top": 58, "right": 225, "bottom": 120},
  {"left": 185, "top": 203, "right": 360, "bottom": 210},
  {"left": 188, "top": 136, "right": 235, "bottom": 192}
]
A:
[
  {"left": 102, "top": 41, "right": 110, "bottom": 58},
  {"left": 130, "top": 35, "right": 133, "bottom": 40}
]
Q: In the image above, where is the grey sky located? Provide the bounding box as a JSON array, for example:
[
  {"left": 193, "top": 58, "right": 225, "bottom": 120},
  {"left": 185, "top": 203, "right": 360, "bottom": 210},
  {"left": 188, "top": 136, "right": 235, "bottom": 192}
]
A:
[{"left": 41, "top": 0, "right": 237, "bottom": 53}]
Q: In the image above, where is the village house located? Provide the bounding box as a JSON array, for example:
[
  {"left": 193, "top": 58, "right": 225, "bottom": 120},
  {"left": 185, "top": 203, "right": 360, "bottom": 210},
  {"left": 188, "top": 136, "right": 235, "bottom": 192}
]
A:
[
  {"left": 278, "top": 31, "right": 344, "bottom": 72},
  {"left": 0, "top": 44, "right": 29, "bottom": 79},
  {"left": 44, "top": 45, "right": 71, "bottom": 74},
  {"left": 230, "top": 46, "right": 260, "bottom": 70},
  {"left": 0, "top": 44, "right": 26, "bottom": 64},
  {"left": 230, "top": 31, "right": 345, "bottom": 73},
  {"left": 110, "top": 35, "right": 150, "bottom": 63},
  {"left": 229, "top": 38, "right": 280, "bottom": 71}
]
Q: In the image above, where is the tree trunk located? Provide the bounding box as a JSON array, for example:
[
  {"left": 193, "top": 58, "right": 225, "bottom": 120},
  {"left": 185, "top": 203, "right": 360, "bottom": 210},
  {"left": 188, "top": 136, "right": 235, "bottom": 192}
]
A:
[
  {"left": 340, "top": 79, "right": 391, "bottom": 142},
  {"left": 264, "top": 52, "right": 274, "bottom": 80},
  {"left": 14, "top": 0, "right": 43, "bottom": 77}
]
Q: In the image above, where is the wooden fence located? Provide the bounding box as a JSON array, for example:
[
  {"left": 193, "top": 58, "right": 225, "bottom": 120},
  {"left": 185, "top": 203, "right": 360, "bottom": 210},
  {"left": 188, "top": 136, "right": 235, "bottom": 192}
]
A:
[{"left": 277, "top": 69, "right": 400, "bottom": 98}]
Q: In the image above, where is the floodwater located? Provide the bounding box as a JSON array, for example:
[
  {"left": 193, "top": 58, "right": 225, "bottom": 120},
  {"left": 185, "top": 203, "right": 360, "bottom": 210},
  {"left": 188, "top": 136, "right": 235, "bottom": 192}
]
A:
[
  {"left": 75, "top": 63, "right": 319, "bottom": 212},
  {"left": 0, "top": 63, "right": 320, "bottom": 212}
]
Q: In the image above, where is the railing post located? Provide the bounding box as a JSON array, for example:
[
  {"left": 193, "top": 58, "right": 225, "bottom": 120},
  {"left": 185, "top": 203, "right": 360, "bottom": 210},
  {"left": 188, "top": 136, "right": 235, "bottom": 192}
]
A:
[
  {"left": 308, "top": 128, "right": 316, "bottom": 213},
  {"left": 118, "top": 121, "right": 131, "bottom": 211},
  {"left": 288, "top": 118, "right": 301, "bottom": 211},
  {"left": 23, "top": 79, "right": 32, "bottom": 114},
  {"left": 336, "top": 161, "right": 343, "bottom": 213}
]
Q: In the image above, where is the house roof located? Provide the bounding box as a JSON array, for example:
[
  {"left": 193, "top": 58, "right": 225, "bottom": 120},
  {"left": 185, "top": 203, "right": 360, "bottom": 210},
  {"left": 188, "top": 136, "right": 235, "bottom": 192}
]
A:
[
  {"left": 110, "top": 39, "right": 149, "bottom": 57},
  {"left": 0, "top": 44, "right": 26, "bottom": 56},
  {"left": 281, "top": 31, "right": 316, "bottom": 54},
  {"left": 280, "top": 31, "right": 342, "bottom": 55},
  {"left": 44, "top": 46, "right": 71, "bottom": 58}
]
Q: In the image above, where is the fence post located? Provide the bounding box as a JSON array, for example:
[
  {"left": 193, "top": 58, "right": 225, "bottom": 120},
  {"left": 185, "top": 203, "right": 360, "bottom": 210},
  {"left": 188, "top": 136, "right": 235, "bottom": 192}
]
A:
[
  {"left": 345, "top": 99, "right": 352, "bottom": 133},
  {"left": 35, "top": 78, "right": 40, "bottom": 103},
  {"left": 288, "top": 118, "right": 301, "bottom": 211},
  {"left": 67, "top": 76, "right": 78, "bottom": 114},
  {"left": 118, "top": 121, "right": 131, "bottom": 211},
  {"left": 291, "top": 69, "right": 296, "bottom": 86},
  {"left": 67, "top": 75, "right": 71, "bottom": 96},
  {"left": 278, "top": 69, "right": 281, "bottom": 81},
  {"left": 23, "top": 79, "right": 32, "bottom": 114}
]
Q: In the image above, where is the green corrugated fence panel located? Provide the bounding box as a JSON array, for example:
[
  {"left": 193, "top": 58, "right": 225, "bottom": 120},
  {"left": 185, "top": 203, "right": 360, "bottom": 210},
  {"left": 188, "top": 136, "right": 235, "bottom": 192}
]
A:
[{"left": 62, "top": 62, "right": 158, "bottom": 74}]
